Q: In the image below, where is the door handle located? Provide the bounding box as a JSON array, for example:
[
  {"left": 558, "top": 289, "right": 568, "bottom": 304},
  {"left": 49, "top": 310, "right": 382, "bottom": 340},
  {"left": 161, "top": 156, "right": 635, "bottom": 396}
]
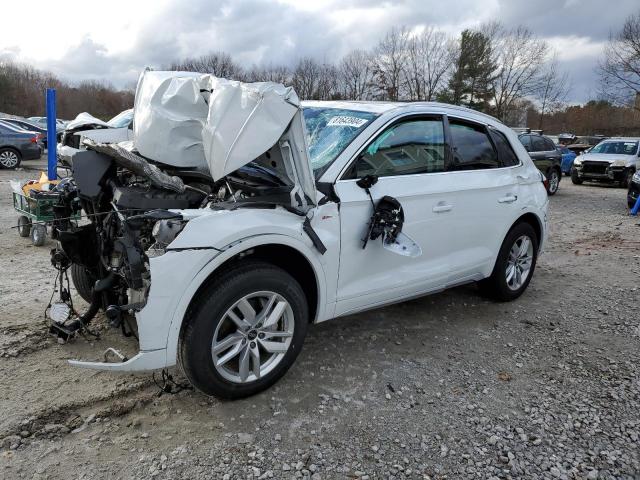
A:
[
  {"left": 432, "top": 203, "right": 453, "bottom": 213},
  {"left": 498, "top": 195, "right": 518, "bottom": 204}
]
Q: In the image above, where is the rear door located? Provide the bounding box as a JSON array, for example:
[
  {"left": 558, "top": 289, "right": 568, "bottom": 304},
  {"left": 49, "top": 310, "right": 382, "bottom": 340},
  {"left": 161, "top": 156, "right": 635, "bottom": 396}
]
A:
[{"left": 443, "top": 118, "right": 522, "bottom": 280}]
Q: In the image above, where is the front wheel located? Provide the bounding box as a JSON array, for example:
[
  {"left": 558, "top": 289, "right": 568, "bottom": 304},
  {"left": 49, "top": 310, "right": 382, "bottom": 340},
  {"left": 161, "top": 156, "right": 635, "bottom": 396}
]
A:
[
  {"left": 571, "top": 169, "right": 583, "bottom": 185},
  {"left": 547, "top": 169, "right": 560, "bottom": 195},
  {"left": 479, "top": 222, "right": 538, "bottom": 302},
  {"left": 31, "top": 224, "right": 46, "bottom": 246},
  {"left": 621, "top": 169, "right": 634, "bottom": 189},
  {"left": 179, "top": 261, "right": 309, "bottom": 399}
]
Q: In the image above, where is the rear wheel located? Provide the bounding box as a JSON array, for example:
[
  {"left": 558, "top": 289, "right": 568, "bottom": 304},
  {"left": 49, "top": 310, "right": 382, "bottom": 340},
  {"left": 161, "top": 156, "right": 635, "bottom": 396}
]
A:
[
  {"left": 479, "top": 222, "right": 538, "bottom": 302},
  {"left": 546, "top": 168, "right": 560, "bottom": 195},
  {"left": 179, "top": 261, "right": 309, "bottom": 399},
  {"left": 0, "top": 148, "right": 21, "bottom": 169},
  {"left": 17, "top": 216, "right": 31, "bottom": 237}
]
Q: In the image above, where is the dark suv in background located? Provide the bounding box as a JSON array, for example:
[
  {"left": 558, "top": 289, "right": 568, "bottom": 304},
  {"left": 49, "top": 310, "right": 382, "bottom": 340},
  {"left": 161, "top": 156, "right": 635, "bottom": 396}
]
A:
[{"left": 518, "top": 133, "right": 562, "bottom": 195}]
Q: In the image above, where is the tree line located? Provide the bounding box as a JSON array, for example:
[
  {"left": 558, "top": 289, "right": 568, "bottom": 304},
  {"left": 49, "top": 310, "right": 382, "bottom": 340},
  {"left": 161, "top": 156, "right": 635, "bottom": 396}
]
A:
[
  {"left": 169, "top": 22, "right": 569, "bottom": 126},
  {"left": 0, "top": 61, "right": 133, "bottom": 120},
  {"left": 1, "top": 10, "right": 639, "bottom": 135}
]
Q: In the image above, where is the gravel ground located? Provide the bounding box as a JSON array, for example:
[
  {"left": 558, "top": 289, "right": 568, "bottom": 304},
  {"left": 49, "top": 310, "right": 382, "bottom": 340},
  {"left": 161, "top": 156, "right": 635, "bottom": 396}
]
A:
[{"left": 0, "top": 166, "right": 638, "bottom": 480}]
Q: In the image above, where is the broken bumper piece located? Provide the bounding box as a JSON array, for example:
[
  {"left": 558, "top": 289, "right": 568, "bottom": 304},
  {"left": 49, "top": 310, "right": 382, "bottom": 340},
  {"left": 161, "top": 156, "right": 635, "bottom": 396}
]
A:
[{"left": 68, "top": 348, "right": 166, "bottom": 372}]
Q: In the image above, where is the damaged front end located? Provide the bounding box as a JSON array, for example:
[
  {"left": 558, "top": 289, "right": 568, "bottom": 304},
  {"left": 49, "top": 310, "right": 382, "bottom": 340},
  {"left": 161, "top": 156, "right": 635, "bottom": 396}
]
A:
[{"left": 47, "top": 72, "right": 321, "bottom": 370}]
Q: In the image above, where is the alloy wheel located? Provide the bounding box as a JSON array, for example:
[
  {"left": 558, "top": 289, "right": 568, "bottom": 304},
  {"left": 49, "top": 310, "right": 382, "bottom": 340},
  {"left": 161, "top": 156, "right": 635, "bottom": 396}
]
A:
[
  {"left": 548, "top": 171, "right": 559, "bottom": 193},
  {"left": 212, "top": 291, "right": 294, "bottom": 383},
  {"left": 0, "top": 151, "right": 19, "bottom": 168},
  {"left": 505, "top": 235, "right": 534, "bottom": 291}
]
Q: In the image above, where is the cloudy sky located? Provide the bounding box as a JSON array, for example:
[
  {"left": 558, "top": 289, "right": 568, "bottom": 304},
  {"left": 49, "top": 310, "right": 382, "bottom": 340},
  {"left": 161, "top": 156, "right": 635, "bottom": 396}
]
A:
[{"left": 1, "top": 0, "right": 638, "bottom": 103}]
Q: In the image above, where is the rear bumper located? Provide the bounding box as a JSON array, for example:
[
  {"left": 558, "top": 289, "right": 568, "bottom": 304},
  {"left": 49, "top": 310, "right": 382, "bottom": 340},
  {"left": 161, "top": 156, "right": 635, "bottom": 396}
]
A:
[{"left": 22, "top": 144, "right": 42, "bottom": 160}]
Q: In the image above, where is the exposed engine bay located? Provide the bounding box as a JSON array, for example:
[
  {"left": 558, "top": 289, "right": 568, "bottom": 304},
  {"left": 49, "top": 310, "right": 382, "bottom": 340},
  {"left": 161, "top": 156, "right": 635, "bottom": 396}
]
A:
[{"left": 47, "top": 139, "right": 299, "bottom": 341}]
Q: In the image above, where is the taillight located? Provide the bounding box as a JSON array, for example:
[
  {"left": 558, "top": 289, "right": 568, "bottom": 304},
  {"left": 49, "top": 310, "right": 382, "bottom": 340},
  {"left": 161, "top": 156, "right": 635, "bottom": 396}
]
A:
[
  {"left": 30, "top": 135, "right": 38, "bottom": 144},
  {"left": 543, "top": 177, "right": 549, "bottom": 191}
]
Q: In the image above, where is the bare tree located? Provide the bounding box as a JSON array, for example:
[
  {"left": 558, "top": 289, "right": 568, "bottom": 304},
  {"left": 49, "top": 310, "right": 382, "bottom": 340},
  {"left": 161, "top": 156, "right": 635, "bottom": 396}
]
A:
[
  {"left": 168, "top": 51, "right": 244, "bottom": 79},
  {"left": 339, "top": 50, "right": 374, "bottom": 100},
  {"left": 490, "top": 25, "right": 549, "bottom": 121},
  {"left": 372, "top": 26, "right": 409, "bottom": 100},
  {"left": 291, "top": 57, "right": 321, "bottom": 99},
  {"left": 403, "top": 27, "right": 454, "bottom": 101},
  {"left": 536, "top": 54, "right": 570, "bottom": 130},
  {"left": 599, "top": 10, "right": 640, "bottom": 110},
  {"left": 246, "top": 63, "right": 291, "bottom": 84}
]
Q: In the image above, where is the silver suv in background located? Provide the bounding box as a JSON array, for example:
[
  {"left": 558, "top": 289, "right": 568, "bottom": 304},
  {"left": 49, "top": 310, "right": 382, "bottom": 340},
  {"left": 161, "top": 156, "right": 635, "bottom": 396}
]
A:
[{"left": 571, "top": 138, "right": 640, "bottom": 188}]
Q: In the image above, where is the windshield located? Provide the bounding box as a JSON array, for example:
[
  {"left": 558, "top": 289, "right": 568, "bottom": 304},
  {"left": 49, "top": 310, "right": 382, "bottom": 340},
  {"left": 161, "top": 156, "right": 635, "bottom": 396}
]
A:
[
  {"left": 590, "top": 141, "right": 638, "bottom": 155},
  {"left": 303, "top": 107, "right": 378, "bottom": 177},
  {"left": 108, "top": 110, "right": 133, "bottom": 128}
]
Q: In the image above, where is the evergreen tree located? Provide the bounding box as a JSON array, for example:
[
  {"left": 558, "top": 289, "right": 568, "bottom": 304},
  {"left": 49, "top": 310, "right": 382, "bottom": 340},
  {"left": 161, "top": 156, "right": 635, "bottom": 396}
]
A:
[{"left": 441, "top": 29, "right": 496, "bottom": 112}]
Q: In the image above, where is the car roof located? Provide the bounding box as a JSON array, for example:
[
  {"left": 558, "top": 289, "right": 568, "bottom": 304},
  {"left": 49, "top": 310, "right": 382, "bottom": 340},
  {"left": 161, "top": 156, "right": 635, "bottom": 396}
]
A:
[
  {"left": 600, "top": 137, "right": 640, "bottom": 142},
  {"left": 300, "top": 100, "right": 503, "bottom": 124}
]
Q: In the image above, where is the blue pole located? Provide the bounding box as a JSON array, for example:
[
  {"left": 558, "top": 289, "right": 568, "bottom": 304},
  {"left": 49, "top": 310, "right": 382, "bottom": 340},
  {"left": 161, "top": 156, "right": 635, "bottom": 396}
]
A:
[
  {"left": 631, "top": 193, "right": 640, "bottom": 216},
  {"left": 46, "top": 89, "right": 57, "bottom": 180}
]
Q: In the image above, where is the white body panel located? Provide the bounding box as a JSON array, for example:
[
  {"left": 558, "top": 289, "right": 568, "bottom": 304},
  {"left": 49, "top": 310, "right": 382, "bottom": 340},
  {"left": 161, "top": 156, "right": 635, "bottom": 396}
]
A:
[{"left": 69, "top": 100, "right": 548, "bottom": 372}]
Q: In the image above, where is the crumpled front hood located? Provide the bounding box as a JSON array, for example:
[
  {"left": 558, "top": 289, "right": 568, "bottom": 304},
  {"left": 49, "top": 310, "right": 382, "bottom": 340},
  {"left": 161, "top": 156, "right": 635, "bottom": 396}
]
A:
[
  {"left": 580, "top": 153, "right": 634, "bottom": 164},
  {"left": 202, "top": 78, "right": 316, "bottom": 207}
]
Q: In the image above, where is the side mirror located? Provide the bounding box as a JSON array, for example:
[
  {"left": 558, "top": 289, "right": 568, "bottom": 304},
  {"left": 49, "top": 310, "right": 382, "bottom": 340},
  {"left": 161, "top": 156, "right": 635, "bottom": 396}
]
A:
[{"left": 356, "top": 174, "right": 378, "bottom": 190}]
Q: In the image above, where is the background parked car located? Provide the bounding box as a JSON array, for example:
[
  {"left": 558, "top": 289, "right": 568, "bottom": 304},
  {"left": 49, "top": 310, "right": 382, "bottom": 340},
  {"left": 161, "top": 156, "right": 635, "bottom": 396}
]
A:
[
  {"left": 567, "top": 135, "right": 607, "bottom": 155},
  {"left": 518, "top": 132, "right": 562, "bottom": 195},
  {"left": 27, "top": 117, "right": 67, "bottom": 129},
  {"left": 572, "top": 138, "right": 639, "bottom": 188},
  {"left": 0, "top": 118, "right": 60, "bottom": 148},
  {"left": 559, "top": 145, "right": 577, "bottom": 175},
  {"left": 0, "top": 121, "right": 42, "bottom": 168},
  {"left": 57, "top": 109, "right": 133, "bottom": 165}
]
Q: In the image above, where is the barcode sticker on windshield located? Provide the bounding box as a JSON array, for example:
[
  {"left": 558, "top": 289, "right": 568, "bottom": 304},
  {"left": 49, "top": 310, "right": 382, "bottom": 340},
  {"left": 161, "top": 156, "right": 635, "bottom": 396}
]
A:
[{"left": 327, "top": 116, "right": 368, "bottom": 128}]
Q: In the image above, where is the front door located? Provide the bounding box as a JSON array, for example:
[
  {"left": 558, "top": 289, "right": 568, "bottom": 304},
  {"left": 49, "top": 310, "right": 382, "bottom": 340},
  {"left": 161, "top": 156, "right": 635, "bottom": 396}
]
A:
[{"left": 333, "top": 115, "right": 456, "bottom": 316}]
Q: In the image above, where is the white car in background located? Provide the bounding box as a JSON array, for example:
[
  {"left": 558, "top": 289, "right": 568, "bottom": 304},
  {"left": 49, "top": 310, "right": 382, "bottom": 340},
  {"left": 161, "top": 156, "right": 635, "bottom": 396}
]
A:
[
  {"left": 57, "top": 109, "right": 133, "bottom": 165},
  {"left": 67, "top": 77, "right": 549, "bottom": 399}
]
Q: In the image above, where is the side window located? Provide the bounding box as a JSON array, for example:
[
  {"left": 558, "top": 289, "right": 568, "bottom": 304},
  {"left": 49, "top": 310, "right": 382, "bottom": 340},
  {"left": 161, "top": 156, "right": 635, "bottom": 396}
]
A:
[
  {"left": 531, "top": 136, "right": 547, "bottom": 152},
  {"left": 545, "top": 138, "right": 557, "bottom": 151},
  {"left": 347, "top": 117, "right": 446, "bottom": 178},
  {"left": 519, "top": 135, "right": 531, "bottom": 150},
  {"left": 448, "top": 119, "right": 499, "bottom": 170},
  {"left": 0, "top": 125, "right": 9, "bottom": 134},
  {"left": 489, "top": 128, "right": 520, "bottom": 167}
]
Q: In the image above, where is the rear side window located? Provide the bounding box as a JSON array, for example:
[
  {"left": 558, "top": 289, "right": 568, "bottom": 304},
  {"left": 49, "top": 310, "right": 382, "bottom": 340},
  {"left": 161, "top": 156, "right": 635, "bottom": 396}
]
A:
[
  {"left": 531, "top": 136, "right": 547, "bottom": 152},
  {"left": 489, "top": 128, "right": 520, "bottom": 167},
  {"left": 543, "top": 137, "right": 556, "bottom": 151},
  {"left": 448, "top": 119, "right": 499, "bottom": 170}
]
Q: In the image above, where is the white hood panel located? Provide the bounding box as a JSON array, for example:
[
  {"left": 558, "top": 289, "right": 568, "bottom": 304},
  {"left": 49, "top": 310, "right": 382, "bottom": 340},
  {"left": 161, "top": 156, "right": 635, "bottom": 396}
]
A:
[
  {"left": 132, "top": 70, "right": 316, "bottom": 205},
  {"left": 133, "top": 70, "right": 213, "bottom": 168},
  {"left": 203, "top": 79, "right": 299, "bottom": 180}
]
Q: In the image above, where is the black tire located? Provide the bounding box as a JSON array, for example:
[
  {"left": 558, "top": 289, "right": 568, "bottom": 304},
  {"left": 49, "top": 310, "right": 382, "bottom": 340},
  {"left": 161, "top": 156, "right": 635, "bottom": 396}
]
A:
[
  {"left": 17, "top": 215, "right": 31, "bottom": 237},
  {"left": 546, "top": 168, "right": 560, "bottom": 195},
  {"left": 70, "top": 264, "right": 95, "bottom": 304},
  {"left": 621, "top": 169, "right": 634, "bottom": 189},
  {"left": 571, "top": 169, "right": 583, "bottom": 185},
  {"left": 479, "top": 222, "right": 539, "bottom": 302},
  {"left": 30, "top": 224, "right": 46, "bottom": 246},
  {"left": 0, "top": 148, "right": 21, "bottom": 169},
  {"left": 179, "top": 260, "right": 309, "bottom": 399}
]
